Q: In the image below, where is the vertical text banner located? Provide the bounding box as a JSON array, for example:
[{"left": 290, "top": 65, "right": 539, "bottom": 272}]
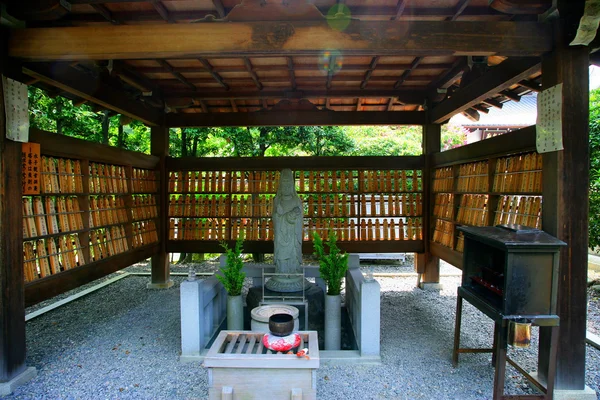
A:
[
  {"left": 2, "top": 75, "right": 30, "bottom": 142},
  {"left": 536, "top": 83, "right": 563, "bottom": 153},
  {"left": 22, "top": 142, "right": 41, "bottom": 195}
]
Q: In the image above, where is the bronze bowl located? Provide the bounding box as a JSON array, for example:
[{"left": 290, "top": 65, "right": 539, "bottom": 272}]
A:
[{"left": 268, "top": 313, "right": 294, "bottom": 337}]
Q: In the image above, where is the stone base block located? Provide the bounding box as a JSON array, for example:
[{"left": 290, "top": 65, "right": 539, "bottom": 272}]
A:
[
  {"left": 0, "top": 367, "right": 37, "bottom": 396},
  {"left": 553, "top": 387, "right": 598, "bottom": 400},
  {"left": 419, "top": 282, "right": 443, "bottom": 291},
  {"left": 147, "top": 279, "right": 174, "bottom": 289}
]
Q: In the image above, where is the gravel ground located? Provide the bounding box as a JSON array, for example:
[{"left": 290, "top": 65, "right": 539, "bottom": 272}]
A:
[{"left": 6, "top": 260, "right": 600, "bottom": 400}]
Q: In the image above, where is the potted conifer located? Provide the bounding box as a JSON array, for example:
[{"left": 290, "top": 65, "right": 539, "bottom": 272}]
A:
[
  {"left": 313, "top": 231, "right": 348, "bottom": 350},
  {"left": 216, "top": 235, "right": 245, "bottom": 330}
]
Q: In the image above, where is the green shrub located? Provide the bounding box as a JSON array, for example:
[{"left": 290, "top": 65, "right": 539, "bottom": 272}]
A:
[
  {"left": 216, "top": 236, "right": 245, "bottom": 296},
  {"left": 313, "top": 231, "right": 348, "bottom": 295}
]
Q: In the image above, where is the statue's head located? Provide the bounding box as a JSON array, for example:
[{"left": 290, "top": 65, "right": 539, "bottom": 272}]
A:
[{"left": 278, "top": 169, "right": 295, "bottom": 196}]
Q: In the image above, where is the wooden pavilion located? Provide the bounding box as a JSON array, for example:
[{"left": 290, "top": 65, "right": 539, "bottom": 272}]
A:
[{"left": 0, "top": 0, "right": 595, "bottom": 397}]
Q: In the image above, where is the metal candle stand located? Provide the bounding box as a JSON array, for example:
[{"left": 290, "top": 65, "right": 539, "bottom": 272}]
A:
[{"left": 452, "top": 225, "right": 566, "bottom": 400}]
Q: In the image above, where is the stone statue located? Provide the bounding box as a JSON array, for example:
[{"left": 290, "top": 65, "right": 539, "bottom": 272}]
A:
[{"left": 265, "top": 169, "right": 305, "bottom": 292}]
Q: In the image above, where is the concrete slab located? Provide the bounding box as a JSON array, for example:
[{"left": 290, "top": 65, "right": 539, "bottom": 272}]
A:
[
  {"left": 0, "top": 367, "right": 37, "bottom": 396},
  {"left": 554, "top": 386, "right": 598, "bottom": 400}
]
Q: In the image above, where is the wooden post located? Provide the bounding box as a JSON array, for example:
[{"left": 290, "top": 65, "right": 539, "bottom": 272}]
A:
[
  {"left": 538, "top": 42, "right": 589, "bottom": 389},
  {"left": 418, "top": 124, "right": 441, "bottom": 286},
  {"left": 0, "top": 73, "right": 36, "bottom": 391},
  {"left": 148, "top": 125, "right": 173, "bottom": 289}
]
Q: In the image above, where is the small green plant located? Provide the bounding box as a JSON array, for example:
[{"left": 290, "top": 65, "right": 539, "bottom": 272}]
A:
[
  {"left": 313, "top": 231, "right": 348, "bottom": 295},
  {"left": 216, "top": 236, "right": 245, "bottom": 296}
]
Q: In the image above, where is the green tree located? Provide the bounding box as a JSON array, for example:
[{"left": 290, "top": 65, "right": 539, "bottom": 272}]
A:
[
  {"left": 298, "top": 126, "right": 354, "bottom": 156},
  {"left": 589, "top": 88, "right": 600, "bottom": 249},
  {"left": 345, "top": 125, "right": 422, "bottom": 155}
]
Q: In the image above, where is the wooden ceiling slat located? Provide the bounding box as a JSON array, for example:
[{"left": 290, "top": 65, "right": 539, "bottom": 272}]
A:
[
  {"left": 198, "top": 58, "right": 229, "bottom": 90},
  {"left": 360, "top": 56, "right": 380, "bottom": 89},
  {"left": 156, "top": 59, "right": 197, "bottom": 90},
  {"left": 394, "top": 57, "right": 422, "bottom": 89},
  {"left": 392, "top": 0, "right": 408, "bottom": 20},
  {"left": 150, "top": 0, "right": 174, "bottom": 23},
  {"left": 243, "top": 57, "right": 263, "bottom": 90},
  {"left": 450, "top": 0, "right": 472, "bottom": 21}
]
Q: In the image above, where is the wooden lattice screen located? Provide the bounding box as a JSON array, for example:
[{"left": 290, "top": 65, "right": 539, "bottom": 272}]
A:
[{"left": 166, "top": 157, "right": 425, "bottom": 254}]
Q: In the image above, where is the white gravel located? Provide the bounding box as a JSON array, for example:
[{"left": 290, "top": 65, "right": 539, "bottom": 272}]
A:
[{"left": 6, "top": 261, "right": 600, "bottom": 399}]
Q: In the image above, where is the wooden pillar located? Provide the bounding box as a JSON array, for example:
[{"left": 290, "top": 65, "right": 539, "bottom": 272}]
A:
[
  {"left": 0, "top": 73, "right": 35, "bottom": 389},
  {"left": 538, "top": 43, "right": 589, "bottom": 389},
  {"left": 417, "top": 124, "right": 441, "bottom": 285},
  {"left": 148, "top": 125, "right": 173, "bottom": 288}
]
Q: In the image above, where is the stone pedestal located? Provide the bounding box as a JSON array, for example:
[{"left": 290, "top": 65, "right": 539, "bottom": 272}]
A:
[{"left": 246, "top": 282, "right": 325, "bottom": 347}]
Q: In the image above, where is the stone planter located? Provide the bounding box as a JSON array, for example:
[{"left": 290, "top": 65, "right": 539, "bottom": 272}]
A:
[
  {"left": 227, "top": 295, "right": 244, "bottom": 330},
  {"left": 324, "top": 294, "right": 341, "bottom": 350}
]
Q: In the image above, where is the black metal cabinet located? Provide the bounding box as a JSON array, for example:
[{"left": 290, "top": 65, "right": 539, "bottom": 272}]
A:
[{"left": 452, "top": 224, "right": 566, "bottom": 400}]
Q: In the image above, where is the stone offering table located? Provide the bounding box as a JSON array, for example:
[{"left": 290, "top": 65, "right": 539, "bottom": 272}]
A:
[{"left": 204, "top": 331, "right": 319, "bottom": 400}]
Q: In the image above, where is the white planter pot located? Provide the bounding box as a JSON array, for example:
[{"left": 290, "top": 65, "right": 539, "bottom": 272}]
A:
[
  {"left": 324, "top": 294, "right": 341, "bottom": 350},
  {"left": 227, "top": 295, "right": 244, "bottom": 330}
]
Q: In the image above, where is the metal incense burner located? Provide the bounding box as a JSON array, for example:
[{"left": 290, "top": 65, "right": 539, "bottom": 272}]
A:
[{"left": 452, "top": 224, "right": 566, "bottom": 400}]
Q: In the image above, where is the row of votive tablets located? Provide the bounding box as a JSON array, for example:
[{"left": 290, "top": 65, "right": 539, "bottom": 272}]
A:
[
  {"left": 132, "top": 220, "right": 158, "bottom": 247},
  {"left": 23, "top": 197, "right": 84, "bottom": 239},
  {"left": 131, "top": 168, "right": 158, "bottom": 193},
  {"left": 90, "top": 196, "right": 129, "bottom": 228},
  {"left": 41, "top": 157, "right": 84, "bottom": 194},
  {"left": 494, "top": 195, "right": 541, "bottom": 229},
  {"left": 433, "top": 220, "right": 454, "bottom": 248},
  {"left": 24, "top": 235, "right": 85, "bottom": 282},
  {"left": 433, "top": 193, "right": 454, "bottom": 220},
  {"left": 433, "top": 167, "right": 453, "bottom": 192},
  {"left": 493, "top": 153, "right": 542, "bottom": 193},
  {"left": 168, "top": 171, "right": 281, "bottom": 193},
  {"left": 89, "top": 162, "right": 129, "bottom": 194},
  {"left": 456, "top": 161, "right": 489, "bottom": 193},
  {"left": 131, "top": 195, "right": 158, "bottom": 221},
  {"left": 456, "top": 194, "right": 488, "bottom": 227},
  {"left": 169, "top": 217, "right": 423, "bottom": 241},
  {"left": 89, "top": 226, "right": 129, "bottom": 261}
]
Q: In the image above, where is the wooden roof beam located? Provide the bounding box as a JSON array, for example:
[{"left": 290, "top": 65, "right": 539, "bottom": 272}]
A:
[
  {"left": 151, "top": 1, "right": 174, "bottom": 23},
  {"left": 157, "top": 59, "right": 196, "bottom": 90},
  {"left": 482, "top": 98, "right": 503, "bottom": 109},
  {"left": 91, "top": 4, "right": 120, "bottom": 25},
  {"left": 244, "top": 57, "right": 263, "bottom": 90},
  {"left": 394, "top": 57, "right": 422, "bottom": 89},
  {"left": 429, "top": 57, "right": 540, "bottom": 123},
  {"left": 164, "top": 89, "right": 428, "bottom": 104},
  {"left": 500, "top": 90, "right": 521, "bottom": 102},
  {"left": 360, "top": 56, "right": 379, "bottom": 89},
  {"left": 9, "top": 21, "right": 553, "bottom": 61},
  {"left": 166, "top": 110, "right": 427, "bottom": 127},
  {"left": 198, "top": 58, "right": 229, "bottom": 90},
  {"left": 287, "top": 57, "right": 297, "bottom": 91},
  {"left": 22, "top": 63, "right": 161, "bottom": 126},
  {"left": 517, "top": 79, "right": 541, "bottom": 92},
  {"left": 212, "top": 0, "right": 226, "bottom": 18}
]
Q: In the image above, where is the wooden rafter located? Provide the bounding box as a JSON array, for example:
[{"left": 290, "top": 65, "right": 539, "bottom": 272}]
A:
[
  {"left": 482, "top": 98, "right": 503, "bottom": 108},
  {"left": 472, "top": 104, "right": 489, "bottom": 114},
  {"left": 150, "top": 0, "right": 174, "bottom": 23},
  {"left": 326, "top": 54, "right": 336, "bottom": 90},
  {"left": 91, "top": 4, "right": 120, "bottom": 25},
  {"left": 450, "top": 0, "right": 471, "bottom": 21},
  {"left": 360, "top": 56, "right": 380, "bottom": 89},
  {"left": 287, "top": 57, "right": 297, "bottom": 91},
  {"left": 427, "top": 57, "right": 467, "bottom": 98},
  {"left": 9, "top": 21, "right": 553, "bottom": 61},
  {"left": 22, "top": 63, "right": 161, "bottom": 126},
  {"left": 394, "top": 57, "right": 422, "bottom": 89},
  {"left": 230, "top": 99, "right": 238, "bottom": 112},
  {"left": 157, "top": 60, "right": 196, "bottom": 90},
  {"left": 243, "top": 57, "right": 263, "bottom": 90},
  {"left": 387, "top": 97, "right": 395, "bottom": 111},
  {"left": 165, "top": 110, "right": 427, "bottom": 127},
  {"left": 391, "top": 0, "right": 408, "bottom": 20},
  {"left": 517, "top": 79, "right": 541, "bottom": 92},
  {"left": 124, "top": 63, "right": 455, "bottom": 74},
  {"left": 356, "top": 98, "right": 362, "bottom": 111},
  {"left": 212, "top": 0, "right": 226, "bottom": 18},
  {"left": 500, "top": 90, "right": 521, "bottom": 102},
  {"left": 430, "top": 57, "right": 540, "bottom": 123},
  {"left": 163, "top": 89, "right": 427, "bottom": 104},
  {"left": 198, "top": 58, "right": 229, "bottom": 90}
]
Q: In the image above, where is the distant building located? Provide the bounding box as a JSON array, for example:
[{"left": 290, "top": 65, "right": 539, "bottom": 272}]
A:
[{"left": 449, "top": 94, "right": 537, "bottom": 144}]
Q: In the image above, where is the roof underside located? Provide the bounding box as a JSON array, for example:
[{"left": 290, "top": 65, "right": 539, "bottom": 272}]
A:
[{"left": 3, "top": 0, "right": 552, "bottom": 125}]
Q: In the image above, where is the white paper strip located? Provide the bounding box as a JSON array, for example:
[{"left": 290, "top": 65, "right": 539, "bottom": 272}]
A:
[
  {"left": 536, "top": 83, "right": 563, "bottom": 154},
  {"left": 2, "top": 75, "right": 29, "bottom": 142}
]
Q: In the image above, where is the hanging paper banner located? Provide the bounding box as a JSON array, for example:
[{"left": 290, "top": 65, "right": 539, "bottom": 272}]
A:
[
  {"left": 22, "top": 142, "right": 41, "bottom": 195},
  {"left": 2, "top": 75, "right": 29, "bottom": 142},
  {"left": 536, "top": 83, "right": 563, "bottom": 153}
]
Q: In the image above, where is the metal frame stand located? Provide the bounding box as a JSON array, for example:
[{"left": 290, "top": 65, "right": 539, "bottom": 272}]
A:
[
  {"left": 260, "top": 270, "right": 309, "bottom": 331},
  {"left": 452, "top": 288, "right": 559, "bottom": 400}
]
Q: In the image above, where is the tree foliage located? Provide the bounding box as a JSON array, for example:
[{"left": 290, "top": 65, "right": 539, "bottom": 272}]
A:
[
  {"left": 216, "top": 236, "right": 246, "bottom": 296},
  {"left": 590, "top": 89, "right": 600, "bottom": 249}
]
